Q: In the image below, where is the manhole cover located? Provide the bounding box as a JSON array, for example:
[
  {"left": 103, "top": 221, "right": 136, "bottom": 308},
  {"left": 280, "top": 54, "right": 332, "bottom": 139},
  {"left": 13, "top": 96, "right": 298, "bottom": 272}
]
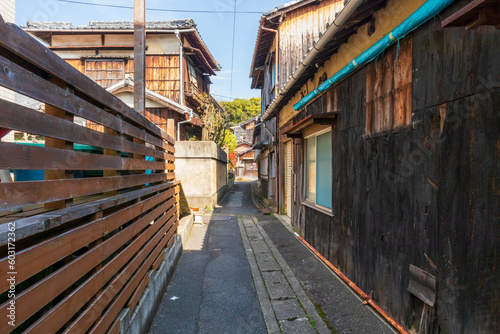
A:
[{"left": 209, "top": 216, "right": 232, "bottom": 221}]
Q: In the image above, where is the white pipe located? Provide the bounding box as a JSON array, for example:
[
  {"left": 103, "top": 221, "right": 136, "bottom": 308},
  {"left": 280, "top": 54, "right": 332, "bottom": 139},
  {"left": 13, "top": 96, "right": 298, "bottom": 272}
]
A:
[
  {"left": 177, "top": 107, "right": 194, "bottom": 141},
  {"left": 262, "top": 0, "right": 365, "bottom": 120},
  {"left": 175, "top": 29, "right": 184, "bottom": 106}
]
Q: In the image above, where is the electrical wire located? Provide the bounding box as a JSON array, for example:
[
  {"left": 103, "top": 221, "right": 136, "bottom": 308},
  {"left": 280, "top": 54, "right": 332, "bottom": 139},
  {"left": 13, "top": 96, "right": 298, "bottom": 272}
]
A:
[{"left": 55, "top": 0, "right": 263, "bottom": 14}]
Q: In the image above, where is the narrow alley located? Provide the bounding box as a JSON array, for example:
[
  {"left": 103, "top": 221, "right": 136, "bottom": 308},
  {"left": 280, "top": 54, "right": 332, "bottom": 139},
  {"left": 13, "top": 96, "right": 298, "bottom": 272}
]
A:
[{"left": 149, "top": 182, "right": 396, "bottom": 334}]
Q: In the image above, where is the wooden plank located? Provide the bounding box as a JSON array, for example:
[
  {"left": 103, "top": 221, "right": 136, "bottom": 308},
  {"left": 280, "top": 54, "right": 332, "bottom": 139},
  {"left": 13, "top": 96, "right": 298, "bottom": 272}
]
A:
[
  {"left": 62, "top": 214, "right": 176, "bottom": 334},
  {"left": 0, "top": 189, "right": 174, "bottom": 294},
  {"left": 23, "top": 208, "right": 177, "bottom": 334},
  {"left": 0, "top": 182, "right": 173, "bottom": 246},
  {"left": 88, "top": 221, "right": 176, "bottom": 334},
  {"left": 0, "top": 201, "right": 176, "bottom": 331},
  {"left": 107, "top": 319, "right": 121, "bottom": 334},
  {"left": 152, "top": 247, "right": 165, "bottom": 271},
  {"left": 0, "top": 173, "right": 174, "bottom": 210},
  {"left": 0, "top": 97, "right": 166, "bottom": 160},
  {"left": 127, "top": 273, "right": 149, "bottom": 312},
  {"left": 0, "top": 142, "right": 166, "bottom": 171},
  {"left": 0, "top": 21, "right": 171, "bottom": 142},
  {"left": 0, "top": 54, "right": 166, "bottom": 149}
]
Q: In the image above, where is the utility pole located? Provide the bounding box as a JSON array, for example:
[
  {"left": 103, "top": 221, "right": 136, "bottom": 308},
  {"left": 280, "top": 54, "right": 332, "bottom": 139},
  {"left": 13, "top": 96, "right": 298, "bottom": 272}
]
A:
[{"left": 134, "top": 0, "right": 145, "bottom": 116}]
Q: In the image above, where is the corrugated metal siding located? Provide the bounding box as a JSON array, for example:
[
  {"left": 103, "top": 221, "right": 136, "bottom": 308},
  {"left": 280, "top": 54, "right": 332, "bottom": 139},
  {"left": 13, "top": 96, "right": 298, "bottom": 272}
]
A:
[{"left": 285, "top": 140, "right": 292, "bottom": 217}]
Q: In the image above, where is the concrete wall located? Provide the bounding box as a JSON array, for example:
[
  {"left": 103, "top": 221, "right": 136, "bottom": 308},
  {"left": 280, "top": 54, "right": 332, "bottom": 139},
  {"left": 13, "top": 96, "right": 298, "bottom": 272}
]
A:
[{"left": 175, "top": 141, "right": 228, "bottom": 209}]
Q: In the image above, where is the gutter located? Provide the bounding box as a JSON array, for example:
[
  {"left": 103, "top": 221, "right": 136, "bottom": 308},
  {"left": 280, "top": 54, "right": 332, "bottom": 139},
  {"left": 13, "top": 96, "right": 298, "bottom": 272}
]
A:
[{"left": 262, "top": 0, "right": 365, "bottom": 120}]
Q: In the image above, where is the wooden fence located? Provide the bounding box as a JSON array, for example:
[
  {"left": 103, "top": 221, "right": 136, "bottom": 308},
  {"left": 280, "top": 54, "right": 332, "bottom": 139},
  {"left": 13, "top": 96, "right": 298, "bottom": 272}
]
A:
[{"left": 0, "top": 15, "right": 179, "bottom": 333}]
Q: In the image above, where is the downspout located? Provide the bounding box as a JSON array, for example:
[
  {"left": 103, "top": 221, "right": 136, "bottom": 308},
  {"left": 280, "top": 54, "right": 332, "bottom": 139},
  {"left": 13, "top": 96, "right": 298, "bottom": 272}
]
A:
[
  {"left": 177, "top": 107, "right": 194, "bottom": 141},
  {"left": 262, "top": 0, "right": 365, "bottom": 120},
  {"left": 174, "top": 30, "right": 184, "bottom": 106}
]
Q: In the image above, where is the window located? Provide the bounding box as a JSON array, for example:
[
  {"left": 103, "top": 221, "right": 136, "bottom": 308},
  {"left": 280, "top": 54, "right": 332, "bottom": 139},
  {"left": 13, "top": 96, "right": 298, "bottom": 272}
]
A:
[
  {"left": 305, "top": 130, "right": 332, "bottom": 211},
  {"left": 365, "top": 38, "right": 412, "bottom": 136},
  {"left": 187, "top": 62, "right": 198, "bottom": 87},
  {"left": 260, "top": 153, "right": 268, "bottom": 179}
]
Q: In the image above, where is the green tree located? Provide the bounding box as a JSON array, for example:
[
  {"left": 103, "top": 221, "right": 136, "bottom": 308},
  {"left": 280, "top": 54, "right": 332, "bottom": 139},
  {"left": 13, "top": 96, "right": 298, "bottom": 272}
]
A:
[
  {"left": 220, "top": 97, "right": 261, "bottom": 124},
  {"left": 199, "top": 94, "right": 229, "bottom": 147},
  {"left": 222, "top": 129, "right": 237, "bottom": 153}
]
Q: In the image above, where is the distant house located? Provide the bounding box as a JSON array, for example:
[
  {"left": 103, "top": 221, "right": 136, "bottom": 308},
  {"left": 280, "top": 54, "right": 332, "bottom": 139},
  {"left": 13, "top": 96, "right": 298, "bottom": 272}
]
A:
[
  {"left": 250, "top": 0, "right": 499, "bottom": 332},
  {"left": 24, "top": 19, "right": 222, "bottom": 140},
  {"left": 234, "top": 141, "right": 257, "bottom": 180}
]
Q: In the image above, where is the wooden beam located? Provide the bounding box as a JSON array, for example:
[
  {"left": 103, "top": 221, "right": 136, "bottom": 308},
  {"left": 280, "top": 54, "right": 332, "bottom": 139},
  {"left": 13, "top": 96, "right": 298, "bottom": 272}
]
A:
[{"left": 134, "top": 0, "right": 146, "bottom": 116}]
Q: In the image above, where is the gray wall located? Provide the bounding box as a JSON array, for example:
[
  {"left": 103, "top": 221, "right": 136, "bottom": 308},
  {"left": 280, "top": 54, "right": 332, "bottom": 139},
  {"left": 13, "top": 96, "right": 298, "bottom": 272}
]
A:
[{"left": 175, "top": 141, "right": 228, "bottom": 209}]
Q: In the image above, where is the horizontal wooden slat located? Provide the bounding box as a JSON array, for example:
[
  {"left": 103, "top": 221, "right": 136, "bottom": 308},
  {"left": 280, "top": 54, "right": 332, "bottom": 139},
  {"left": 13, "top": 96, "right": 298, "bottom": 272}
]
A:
[
  {"left": 0, "top": 188, "right": 174, "bottom": 294},
  {"left": 0, "top": 98, "right": 166, "bottom": 160},
  {"left": 0, "top": 54, "right": 168, "bottom": 150},
  {"left": 127, "top": 274, "right": 150, "bottom": 312},
  {"left": 24, "top": 209, "right": 176, "bottom": 334},
  {"left": 0, "top": 182, "right": 174, "bottom": 246},
  {"left": 0, "top": 200, "right": 176, "bottom": 332},
  {"left": 89, "top": 221, "right": 178, "bottom": 334},
  {"left": 61, "top": 213, "right": 176, "bottom": 334},
  {"left": 0, "top": 142, "right": 166, "bottom": 171},
  {"left": 0, "top": 172, "right": 175, "bottom": 210},
  {"left": 107, "top": 319, "right": 121, "bottom": 334},
  {"left": 0, "top": 20, "right": 173, "bottom": 143},
  {"left": 152, "top": 247, "right": 165, "bottom": 271}
]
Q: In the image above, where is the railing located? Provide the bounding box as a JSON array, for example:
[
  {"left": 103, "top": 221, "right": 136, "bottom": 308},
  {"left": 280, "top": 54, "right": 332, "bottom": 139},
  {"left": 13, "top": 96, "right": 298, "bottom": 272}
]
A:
[
  {"left": 0, "top": 16, "right": 178, "bottom": 333},
  {"left": 183, "top": 81, "right": 224, "bottom": 112}
]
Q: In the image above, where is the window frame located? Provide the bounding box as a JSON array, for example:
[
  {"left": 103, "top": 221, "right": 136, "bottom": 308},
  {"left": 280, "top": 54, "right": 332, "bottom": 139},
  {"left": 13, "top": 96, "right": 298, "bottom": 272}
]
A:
[{"left": 302, "top": 128, "right": 333, "bottom": 216}]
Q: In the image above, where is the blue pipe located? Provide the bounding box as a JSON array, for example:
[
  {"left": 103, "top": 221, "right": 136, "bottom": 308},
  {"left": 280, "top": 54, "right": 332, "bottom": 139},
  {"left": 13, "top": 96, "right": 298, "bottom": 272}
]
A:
[{"left": 294, "top": 0, "right": 456, "bottom": 111}]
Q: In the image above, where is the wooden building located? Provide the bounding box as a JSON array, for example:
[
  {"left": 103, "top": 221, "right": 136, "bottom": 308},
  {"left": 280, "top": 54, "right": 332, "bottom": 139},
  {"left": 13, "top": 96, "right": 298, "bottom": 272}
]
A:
[
  {"left": 252, "top": 0, "right": 499, "bottom": 332},
  {"left": 24, "top": 19, "right": 221, "bottom": 140},
  {"left": 250, "top": 0, "right": 346, "bottom": 212},
  {"left": 235, "top": 141, "right": 257, "bottom": 180}
]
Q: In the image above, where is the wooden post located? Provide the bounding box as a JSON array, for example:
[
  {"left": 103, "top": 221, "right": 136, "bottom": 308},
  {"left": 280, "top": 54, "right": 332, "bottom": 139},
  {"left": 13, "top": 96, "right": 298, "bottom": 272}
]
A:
[{"left": 134, "top": 0, "right": 146, "bottom": 116}]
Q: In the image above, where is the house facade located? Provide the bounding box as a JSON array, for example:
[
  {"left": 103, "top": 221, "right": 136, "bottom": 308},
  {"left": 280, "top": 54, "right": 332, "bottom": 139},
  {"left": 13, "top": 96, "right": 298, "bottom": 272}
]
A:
[
  {"left": 24, "top": 19, "right": 221, "bottom": 141},
  {"left": 250, "top": 0, "right": 346, "bottom": 213},
  {"left": 252, "top": 0, "right": 499, "bottom": 332}
]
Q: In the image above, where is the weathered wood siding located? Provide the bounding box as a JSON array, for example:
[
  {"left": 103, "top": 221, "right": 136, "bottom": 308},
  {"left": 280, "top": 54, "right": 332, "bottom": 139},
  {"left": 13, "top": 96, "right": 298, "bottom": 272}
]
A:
[
  {"left": 278, "top": 0, "right": 344, "bottom": 90},
  {"left": 67, "top": 55, "right": 180, "bottom": 102},
  {"left": 285, "top": 2, "right": 499, "bottom": 331}
]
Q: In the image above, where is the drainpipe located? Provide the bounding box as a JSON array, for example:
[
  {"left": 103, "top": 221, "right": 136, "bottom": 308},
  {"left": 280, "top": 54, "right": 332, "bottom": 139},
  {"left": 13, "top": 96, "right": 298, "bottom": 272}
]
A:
[
  {"left": 177, "top": 107, "right": 194, "bottom": 141},
  {"left": 174, "top": 30, "right": 184, "bottom": 106},
  {"left": 262, "top": 0, "right": 365, "bottom": 120}
]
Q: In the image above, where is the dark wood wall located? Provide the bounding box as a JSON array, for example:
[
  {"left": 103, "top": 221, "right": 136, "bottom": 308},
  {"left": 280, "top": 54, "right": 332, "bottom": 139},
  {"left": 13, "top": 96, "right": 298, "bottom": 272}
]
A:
[{"left": 286, "top": 2, "right": 499, "bottom": 332}]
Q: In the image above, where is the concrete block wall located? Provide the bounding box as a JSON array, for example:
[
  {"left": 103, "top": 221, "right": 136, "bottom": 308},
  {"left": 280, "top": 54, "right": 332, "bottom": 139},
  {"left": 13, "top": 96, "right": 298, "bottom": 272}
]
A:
[
  {"left": 175, "top": 141, "right": 229, "bottom": 209},
  {"left": 120, "top": 235, "right": 183, "bottom": 334}
]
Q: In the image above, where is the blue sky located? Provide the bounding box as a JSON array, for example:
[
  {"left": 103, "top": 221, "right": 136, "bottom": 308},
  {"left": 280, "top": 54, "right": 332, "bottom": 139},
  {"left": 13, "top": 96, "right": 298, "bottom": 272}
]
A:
[{"left": 15, "top": 0, "right": 287, "bottom": 101}]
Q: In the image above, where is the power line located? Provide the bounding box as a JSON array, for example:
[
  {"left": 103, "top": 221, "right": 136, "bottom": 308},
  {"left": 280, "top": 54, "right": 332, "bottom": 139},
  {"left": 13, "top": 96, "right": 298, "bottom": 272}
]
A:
[
  {"left": 229, "top": 0, "right": 237, "bottom": 99},
  {"left": 56, "top": 0, "right": 263, "bottom": 14}
]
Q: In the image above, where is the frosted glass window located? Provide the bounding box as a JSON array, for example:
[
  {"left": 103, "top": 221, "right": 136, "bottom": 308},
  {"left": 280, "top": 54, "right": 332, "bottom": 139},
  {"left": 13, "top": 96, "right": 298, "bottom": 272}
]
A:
[{"left": 305, "top": 131, "right": 332, "bottom": 209}]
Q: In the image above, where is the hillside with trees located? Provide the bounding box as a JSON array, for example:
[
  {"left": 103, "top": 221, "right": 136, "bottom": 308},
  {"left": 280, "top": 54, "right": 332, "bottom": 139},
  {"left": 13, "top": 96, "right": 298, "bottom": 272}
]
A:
[{"left": 220, "top": 97, "right": 261, "bottom": 124}]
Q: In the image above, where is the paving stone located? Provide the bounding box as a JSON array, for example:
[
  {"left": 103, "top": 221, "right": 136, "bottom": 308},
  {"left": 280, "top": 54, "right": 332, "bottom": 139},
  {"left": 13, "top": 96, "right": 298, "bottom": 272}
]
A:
[
  {"left": 261, "top": 271, "right": 295, "bottom": 300},
  {"left": 279, "top": 318, "right": 316, "bottom": 334},
  {"left": 250, "top": 240, "right": 271, "bottom": 253},
  {"left": 271, "top": 299, "right": 305, "bottom": 320},
  {"left": 255, "top": 254, "right": 281, "bottom": 272}
]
